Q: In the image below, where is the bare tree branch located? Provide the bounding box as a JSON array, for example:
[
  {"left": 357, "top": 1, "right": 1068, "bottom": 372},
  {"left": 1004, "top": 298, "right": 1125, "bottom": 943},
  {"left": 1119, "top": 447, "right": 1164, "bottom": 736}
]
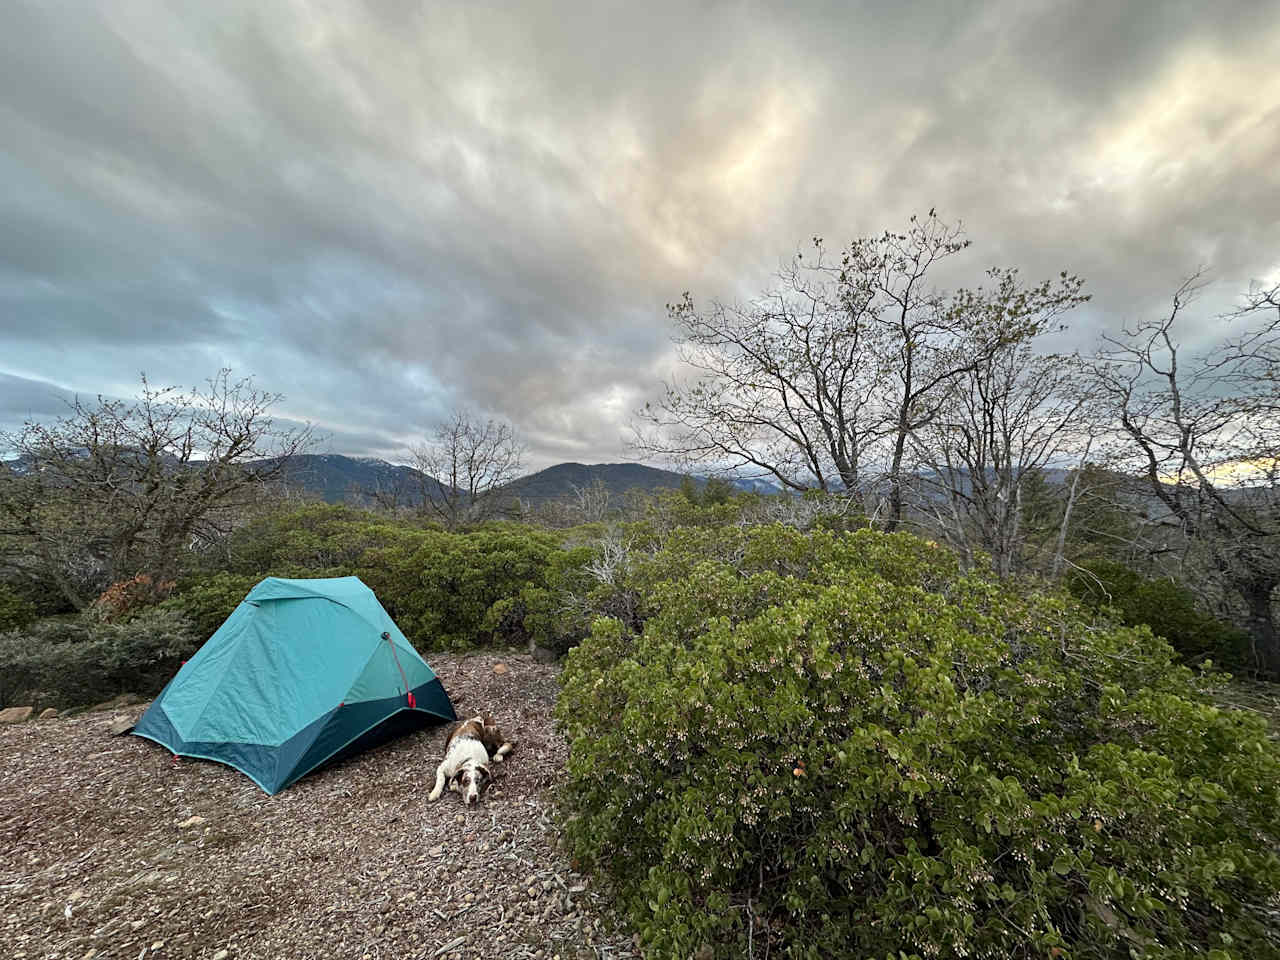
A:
[
  {"left": 636, "top": 213, "right": 1090, "bottom": 534},
  {"left": 0, "top": 370, "right": 312, "bottom": 608},
  {"left": 410, "top": 410, "right": 525, "bottom": 528},
  {"left": 1092, "top": 275, "right": 1280, "bottom": 674}
]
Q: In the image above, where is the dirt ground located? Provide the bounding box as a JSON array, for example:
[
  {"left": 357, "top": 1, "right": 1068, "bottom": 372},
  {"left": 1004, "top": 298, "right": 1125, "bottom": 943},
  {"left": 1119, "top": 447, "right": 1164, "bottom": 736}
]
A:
[{"left": 0, "top": 653, "right": 639, "bottom": 960}]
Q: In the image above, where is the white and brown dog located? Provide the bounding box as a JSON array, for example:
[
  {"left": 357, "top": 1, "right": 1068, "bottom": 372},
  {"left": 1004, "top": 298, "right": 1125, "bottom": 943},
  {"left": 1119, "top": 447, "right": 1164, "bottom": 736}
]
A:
[{"left": 428, "top": 714, "right": 514, "bottom": 805}]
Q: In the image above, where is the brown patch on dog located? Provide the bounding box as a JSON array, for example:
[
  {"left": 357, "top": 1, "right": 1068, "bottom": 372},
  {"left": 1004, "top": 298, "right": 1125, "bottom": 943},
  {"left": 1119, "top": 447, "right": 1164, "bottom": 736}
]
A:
[{"left": 445, "top": 714, "right": 515, "bottom": 760}]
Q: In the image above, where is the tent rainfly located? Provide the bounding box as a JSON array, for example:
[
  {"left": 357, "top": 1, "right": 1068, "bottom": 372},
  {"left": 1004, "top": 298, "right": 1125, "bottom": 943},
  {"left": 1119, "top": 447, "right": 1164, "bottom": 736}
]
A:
[{"left": 133, "top": 576, "right": 455, "bottom": 794}]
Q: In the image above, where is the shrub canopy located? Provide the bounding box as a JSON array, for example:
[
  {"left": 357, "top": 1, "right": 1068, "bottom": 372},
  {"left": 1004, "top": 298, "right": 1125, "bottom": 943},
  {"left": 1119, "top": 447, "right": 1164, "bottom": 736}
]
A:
[
  {"left": 1068, "top": 559, "right": 1253, "bottom": 672},
  {"left": 0, "top": 607, "right": 199, "bottom": 709},
  {"left": 556, "top": 526, "right": 1280, "bottom": 960},
  {"left": 192, "top": 504, "right": 578, "bottom": 651}
]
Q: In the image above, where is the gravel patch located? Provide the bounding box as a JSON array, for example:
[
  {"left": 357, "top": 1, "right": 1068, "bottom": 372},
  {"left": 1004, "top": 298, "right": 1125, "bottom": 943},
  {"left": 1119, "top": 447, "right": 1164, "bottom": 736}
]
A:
[{"left": 1, "top": 652, "right": 638, "bottom": 960}]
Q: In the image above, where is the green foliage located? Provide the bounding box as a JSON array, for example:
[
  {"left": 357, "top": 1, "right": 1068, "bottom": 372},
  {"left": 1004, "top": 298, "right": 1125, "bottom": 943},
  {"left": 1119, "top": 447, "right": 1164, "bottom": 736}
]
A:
[
  {"left": 701, "top": 477, "right": 737, "bottom": 505},
  {"left": 366, "top": 524, "right": 564, "bottom": 650},
  {"left": 1069, "top": 560, "right": 1252, "bottom": 671},
  {"left": 630, "top": 488, "right": 753, "bottom": 535},
  {"left": 676, "top": 475, "right": 743, "bottom": 509},
  {"left": 205, "top": 504, "right": 569, "bottom": 650},
  {"left": 160, "top": 572, "right": 264, "bottom": 638},
  {"left": 557, "top": 526, "right": 1280, "bottom": 960},
  {"left": 508, "top": 543, "right": 598, "bottom": 655},
  {"left": 216, "top": 502, "right": 429, "bottom": 576},
  {"left": 0, "top": 607, "right": 200, "bottom": 709},
  {"left": 0, "top": 582, "right": 37, "bottom": 631}
]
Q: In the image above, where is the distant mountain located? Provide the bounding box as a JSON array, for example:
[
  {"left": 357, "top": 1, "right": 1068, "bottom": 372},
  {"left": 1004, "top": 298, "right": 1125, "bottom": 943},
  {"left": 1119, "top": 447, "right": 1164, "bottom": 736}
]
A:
[
  {"left": 3, "top": 450, "right": 775, "bottom": 505},
  {"left": 500, "top": 462, "right": 694, "bottom": 505},
  {"left": 1, "top": 451, "right": 443, "bottom": 507},
  {"left": 264, "top": 454, "right": 440, "bottom": 505},
  {"left": 246, "top": 455, "right": 704, "bottom": 507},
  {"left": 728, "top": 476, "right": 785, "bottom": 495},
  {"left": 269, "top": 456, "right": 787, "bottom": 507}
]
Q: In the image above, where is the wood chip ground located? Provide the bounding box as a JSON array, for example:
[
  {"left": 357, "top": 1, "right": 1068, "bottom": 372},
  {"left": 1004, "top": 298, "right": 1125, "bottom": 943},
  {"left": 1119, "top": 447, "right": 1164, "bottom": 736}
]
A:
[{"left": 0, "top": 653, "right": 639, "bottom": 960}]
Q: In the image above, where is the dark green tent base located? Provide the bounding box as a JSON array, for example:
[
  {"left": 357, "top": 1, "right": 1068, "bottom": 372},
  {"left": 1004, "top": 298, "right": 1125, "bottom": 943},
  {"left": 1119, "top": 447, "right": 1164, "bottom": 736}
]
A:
[{"left": 134, "top": 677, "right": 455, "bottom": 794}]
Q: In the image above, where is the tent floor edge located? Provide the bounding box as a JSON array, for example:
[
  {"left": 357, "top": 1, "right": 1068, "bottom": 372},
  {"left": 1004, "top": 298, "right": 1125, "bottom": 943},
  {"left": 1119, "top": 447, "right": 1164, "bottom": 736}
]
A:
[
  {"left": 132, "top": 729, "right": 283, "bottom": 795},
  {"left": 275, "top": 677, "right": 456, "bottom": 793},
  {"left": 132, "top": 704, "right": 290, "bottom": 794}
]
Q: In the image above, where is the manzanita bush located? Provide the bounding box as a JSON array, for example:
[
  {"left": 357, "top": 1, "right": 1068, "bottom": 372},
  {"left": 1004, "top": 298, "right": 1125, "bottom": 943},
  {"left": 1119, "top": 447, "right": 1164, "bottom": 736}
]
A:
[{"left": 555, "top": 526, "right": 1280, "bottom": 959}]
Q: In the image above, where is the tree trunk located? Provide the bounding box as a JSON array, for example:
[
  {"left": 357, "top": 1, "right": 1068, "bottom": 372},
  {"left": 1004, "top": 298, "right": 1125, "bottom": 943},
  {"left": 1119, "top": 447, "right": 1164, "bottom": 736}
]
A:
[
  {"left": 38, "top": 541, "right": 88, "bottom": 612},
  {"left": 109, "top": 533, "right": 139, "bottom": 588},
  {"left": 1239, "top": 576, "right": 1280, "bottom": 678},
  {"left": 886, "top": 417, "right": 909, "bottom": 532},
  {"left": 1051, "top": 439, "right": 1092, "bottom": 580}
]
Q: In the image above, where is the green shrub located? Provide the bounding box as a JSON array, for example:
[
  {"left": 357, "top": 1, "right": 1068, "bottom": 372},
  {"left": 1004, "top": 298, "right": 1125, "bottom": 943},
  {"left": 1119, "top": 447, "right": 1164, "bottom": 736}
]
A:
[
  {"left": 0, "top": 582, "right": 37, "bottom": 631},
  {"left": 0, "top": 607, "right": 201, "bottom": 709},
  {"left": 1069, "top": 560, "right": 1252, "bottom": 671},
  {"left": 570, "top": 523, "right": 963, "bottom": 639},
  {"left": 625, "top": 488, "right": 755, "bottom": 536},
  {"left": 557, "top": 527, "right": 1280, "bottom": 960},
  {"left": 216, "top": 502, "right": 428, "bottom": 576},
  {"left": 513, "top": 543, "right": 598, "bottom": 654},
  {"left": 190, "top": 501, "right": 605, "bottom": 652},
  {"left": 360, "top": 524, "right": 566, "bottom": 650}
]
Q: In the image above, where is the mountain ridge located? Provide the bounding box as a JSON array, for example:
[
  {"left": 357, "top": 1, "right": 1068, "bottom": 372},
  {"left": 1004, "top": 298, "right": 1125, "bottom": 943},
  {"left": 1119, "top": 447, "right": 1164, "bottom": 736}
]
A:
[{"left": 270, "top": 455, "right": 783, "bottom": 504}]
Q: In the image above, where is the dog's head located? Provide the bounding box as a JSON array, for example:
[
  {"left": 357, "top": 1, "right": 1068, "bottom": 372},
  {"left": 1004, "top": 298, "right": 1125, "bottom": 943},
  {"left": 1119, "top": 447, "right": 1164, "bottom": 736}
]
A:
[{"left": 449, "top": 760, "right": 492, "bottom": 805}]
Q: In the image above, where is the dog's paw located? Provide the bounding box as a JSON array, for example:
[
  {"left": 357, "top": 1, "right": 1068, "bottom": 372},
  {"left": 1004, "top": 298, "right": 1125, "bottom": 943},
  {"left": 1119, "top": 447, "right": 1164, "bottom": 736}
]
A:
[
  {"left": 492, "top": 753, "right": 503, "bottom": 763},
  {"left": 427, "top": 786, "right": 442, "bottom": 802}
]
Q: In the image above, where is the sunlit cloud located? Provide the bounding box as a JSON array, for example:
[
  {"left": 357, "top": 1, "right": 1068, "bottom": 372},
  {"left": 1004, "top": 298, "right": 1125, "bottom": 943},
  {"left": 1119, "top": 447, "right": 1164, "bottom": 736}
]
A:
[{"left": 0, "top": 0, "right": 1277, "bottom": 470}]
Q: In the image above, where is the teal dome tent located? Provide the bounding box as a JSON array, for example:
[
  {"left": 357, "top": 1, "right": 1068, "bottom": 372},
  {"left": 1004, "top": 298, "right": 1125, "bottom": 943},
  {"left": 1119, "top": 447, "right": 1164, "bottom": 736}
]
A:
[{"left": 133, "top": 576, "right": 455, "bottom": 794}]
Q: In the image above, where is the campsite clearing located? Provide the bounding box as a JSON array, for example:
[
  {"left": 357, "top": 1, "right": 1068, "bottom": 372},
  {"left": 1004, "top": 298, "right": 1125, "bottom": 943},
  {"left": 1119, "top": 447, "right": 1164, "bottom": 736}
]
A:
[{"left": 0, "top": 653, "right": 637, "bottom": 960}]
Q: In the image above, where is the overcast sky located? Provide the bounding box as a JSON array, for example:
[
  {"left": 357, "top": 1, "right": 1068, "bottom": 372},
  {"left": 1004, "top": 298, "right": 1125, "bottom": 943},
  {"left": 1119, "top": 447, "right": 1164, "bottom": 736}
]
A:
[{"left": 2, "top": 0, "right": 1277, "bottom": 470}]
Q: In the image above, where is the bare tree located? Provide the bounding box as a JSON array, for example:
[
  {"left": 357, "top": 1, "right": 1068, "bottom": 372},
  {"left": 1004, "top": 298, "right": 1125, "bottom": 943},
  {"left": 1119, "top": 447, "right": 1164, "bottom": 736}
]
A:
[
  {"left": 843, "top": 220, "right": 1089, "bottom": 529},
  {"left": 411, "top": 410, "right": 525, "bottom": 528},
  {"left": 1093, "top": 275, "right": 1280, "bottom": 674},
  {"left": 636, "top": 238, "right": 887, "bottom": 501},
  {"left": 744, "top": 489, "right": 865, "bottom": 531},
  {"left": 841, "top": 212, "right": 970, "bottom": 527},
  {"left": 571, "top": 477, "right": 613, "bottom": 523},
  {"left": 635, "top": 213, "right": 1088, "bottom": 525},
  {"left": 366, "top": 471, "right": 422, "bottom": 514},
  {"left": 910, "top": 342, "right": 1092, "bottom": 576},
  {"left": 0, "top": 370, "right": 312, "bottom": 609},
  {"left": 1050, "top": 435, "right": 1093, "bottom": 580}
]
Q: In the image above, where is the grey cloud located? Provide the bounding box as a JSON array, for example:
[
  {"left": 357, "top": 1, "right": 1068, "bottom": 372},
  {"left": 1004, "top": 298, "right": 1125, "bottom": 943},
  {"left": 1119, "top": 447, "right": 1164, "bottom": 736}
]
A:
[
  {"left": 0, "top": 373, "right": 79, "bottom": 430},
  {"left": 1, "top": 0, "right": 1277, "bottom": 471}
]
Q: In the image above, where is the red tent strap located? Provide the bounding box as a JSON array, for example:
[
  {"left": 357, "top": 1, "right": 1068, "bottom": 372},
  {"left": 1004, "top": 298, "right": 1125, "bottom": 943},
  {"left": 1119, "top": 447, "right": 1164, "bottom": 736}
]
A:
[{"left": 383, "top": 631, "right": 414, "bottom": 708}]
